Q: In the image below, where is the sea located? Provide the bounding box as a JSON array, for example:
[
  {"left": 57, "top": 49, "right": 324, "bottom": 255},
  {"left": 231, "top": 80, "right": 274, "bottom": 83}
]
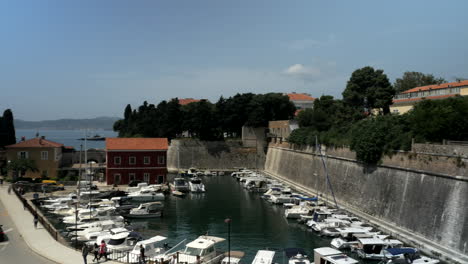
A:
[{"left": 15, "top": 129, "right": 118, "bottom": 150}]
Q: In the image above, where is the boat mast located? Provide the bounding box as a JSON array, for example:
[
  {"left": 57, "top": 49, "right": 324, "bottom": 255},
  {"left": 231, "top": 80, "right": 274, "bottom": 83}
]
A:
[{"left": 317, "top": 137, "right": 338, "bottom": 209}]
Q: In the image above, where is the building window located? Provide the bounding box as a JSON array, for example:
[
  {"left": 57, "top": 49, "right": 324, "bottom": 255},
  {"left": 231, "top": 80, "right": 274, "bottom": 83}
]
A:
[
  {"left": 114, "top": 174, "right": 121, "bottom": 185},
  {"left": 129, "top": 173, "right": 136, "bottom": 182},
  {"left": 143, "top": 156, "right": 150, "bottom": 165},
  {"left": 143, "top": 173, "right": 150, "bottom": 183},
  {"left": 129, "top": 156, "right": 136, "bottom": 165},
  {"left": 18, "top": 151, "right": 28, "bottom": 159},
  {"left": 158, "top": 156, "right": 165, "bottom": 165},
  {"left": 114, "top": 156, "right": 121, "bottom": 165},
  {"left": 157, "top": 175, "right": 164, "bottom": 184},
  {"left": 41, "top": 151, "right": 49, "bottom": 160}
]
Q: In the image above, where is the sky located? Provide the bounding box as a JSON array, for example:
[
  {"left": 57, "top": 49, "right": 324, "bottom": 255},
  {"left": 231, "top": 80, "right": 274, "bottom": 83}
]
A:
[{"left": 1, "top": 0, "right": 468, "bottom": 121}]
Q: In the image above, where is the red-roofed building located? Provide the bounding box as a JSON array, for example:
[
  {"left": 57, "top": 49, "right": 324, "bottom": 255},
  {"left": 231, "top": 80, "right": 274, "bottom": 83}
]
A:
[
  {"left": 178, "top": 98, "right": 202, "bottom": 105},
  {"left": 285, "top": 93, "right": 315, "bottom": 111},
  {"left": 105, "top": 138, "right": 168, "bottom": 185},
  {"left": 5, "top": 137, "right": 65, "bottom": 179},
  {"left": 390, "top": 80, "right": 468, "bottom": 114}
]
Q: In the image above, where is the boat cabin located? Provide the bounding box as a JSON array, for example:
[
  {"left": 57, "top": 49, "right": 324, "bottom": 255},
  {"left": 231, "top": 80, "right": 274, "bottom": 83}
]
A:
[
  {"left": 252, "top": 250, "right": 276, "bottom": 264},
  {"left": 313, "top": 247, "right": 358, "bottom": 264},
  {"left": 178, "top": 236, "right": 225, "bottom": 264}
]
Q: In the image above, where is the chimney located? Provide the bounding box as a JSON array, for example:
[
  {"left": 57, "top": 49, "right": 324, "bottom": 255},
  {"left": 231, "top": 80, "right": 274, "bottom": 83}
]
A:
[{"left": 41, "top": 136, "right": 45, "bottom": 139}]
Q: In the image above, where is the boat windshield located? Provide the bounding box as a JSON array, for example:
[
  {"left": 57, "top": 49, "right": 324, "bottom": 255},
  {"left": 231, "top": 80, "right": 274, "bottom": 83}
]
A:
[
  {"left": 175, "top": 180, "right": 187, "bottom": 186},
  {"left": 191, "top": 180, "right": 201, "bottom": 184},
  {"left": 108, "top": 238, "right": 126, "bottom": 245},
  {"left": 183, "top": 246, "right": 203, "bottom": 256}
]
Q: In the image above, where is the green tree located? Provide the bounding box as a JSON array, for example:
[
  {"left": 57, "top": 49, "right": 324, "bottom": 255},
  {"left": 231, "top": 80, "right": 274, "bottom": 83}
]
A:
[
  {"left": 394, "top": 71, "right": 446, "bottom": 93},
  {"left": 0, "top": 109, "right": 16, "bottom": 148},
  {"left": 6, "top": 159, "right": 39, "bottom": 181},
  {"left": 342, "top": 66, "right": 395, "bottom": 115}
]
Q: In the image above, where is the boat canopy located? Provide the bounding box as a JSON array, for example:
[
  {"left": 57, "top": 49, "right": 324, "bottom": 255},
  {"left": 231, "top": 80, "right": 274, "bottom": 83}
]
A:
[
  {"left": 284, "top": 248, "right": 307, "bottom": 258},
  {"left": 385, "top": 248, "right": 417, "bottom": 255}
]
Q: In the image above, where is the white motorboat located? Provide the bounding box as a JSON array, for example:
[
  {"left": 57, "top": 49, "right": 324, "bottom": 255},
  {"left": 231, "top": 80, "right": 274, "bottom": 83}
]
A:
[
  {"left": 62, "top": 207, "right": 118, "bottom": 225},
  {"left": 177, "top": 235, "right": 226, "bottom": 264},
  {"left": 127, "top": 189, "right": 165, "bottom": 202},
  {"left": 269, "top": 188, "right": 294, "bottom": 204},
  {"left": 354, "top": 237, "right": 403, "bottom": 260},
  {"left": 73, "top": 220, "right": 126, "bottom": 242},
  {"left": 87, "top": 227, "right": 131, "bottom": 246},
  {"left": 252, "top": 250, "right": 275, "bottom": 264},
  {"left": 330, "top": 228, "right": 381, "bottom": 249},
  {"left": 285, "top": 205, "right": 313, "bottom": 219},
  {"left": 187, "top": 168, "right": 198, "bottom": 177},
  {"left": 189, "top": 177, "right": 206, "bottom": 192},
  {"left": 285, "top": 248, "right": 310, "bottom": 264},
  {"left": 313, "top": 247, "right": 358, "bottom": 264},
  {"left": 171, "top": 178, "right": 190, "bottom": 193},
  {"left": 380, "top": 248, "right": 439, "bottom": 264},
  {"left": 125, "top": 202, "right": 164, "bottom": 218},
  {"left": 42, "top": 197, "right": 75, "bottom": 210},
  {"left": 106, "top": 230, "right": 143, "bottom": 254},
  {"left": 311, "top": 218, "right": 351, "bottom": 232},
  {"left": 306, "top": 209, "right": 334, "bottom": 228},
  {"left": 66, "top": 218, "right": 125, "bottom": 232},
  {"left": 220, "top": 251, "right": 245, "bottom": 264},
  {"left": 117, "top": 235, "right": 169, "bottom": 263}
]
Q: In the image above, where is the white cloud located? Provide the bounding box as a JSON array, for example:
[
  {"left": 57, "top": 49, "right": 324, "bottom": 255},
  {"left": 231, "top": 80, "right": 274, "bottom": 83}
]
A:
[{"left": 284, "top": 64, "right": 322, "bottom": 78}]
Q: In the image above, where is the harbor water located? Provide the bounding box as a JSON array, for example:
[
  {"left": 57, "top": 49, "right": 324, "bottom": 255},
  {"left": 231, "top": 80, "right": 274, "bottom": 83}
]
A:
[
  {"left": 44, "top": 175, "right": 379, "bottom": 263},
  {"left": 15, "top": 129, "right": 117, "bottom": 150}
]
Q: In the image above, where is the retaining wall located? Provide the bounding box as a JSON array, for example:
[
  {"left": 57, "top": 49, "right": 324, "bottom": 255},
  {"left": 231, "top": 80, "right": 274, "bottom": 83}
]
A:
[
  {"left": 167, "top": 139, "right": 265, "bottom": 171},
  {"left": 264, "top": 144, "right": 468, "bottom": 262}
]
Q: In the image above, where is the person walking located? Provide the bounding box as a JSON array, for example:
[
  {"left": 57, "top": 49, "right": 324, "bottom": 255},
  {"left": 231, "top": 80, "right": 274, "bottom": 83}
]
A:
[
  {"left": 92, "top": 243, "right": 99, "bottom": 262},
  {"left": 82, "top": 244, "right": 89, "bottom": 264},
  {"left": 23, "top": 198, "right": 27, "bottom": 210},
  {"left": 33, "top": 214, "right": 38, "bottom": 229},
  {"left": 8, "top": 185, "right": 12, "bottom": 194},
  {"left": 98, "top": 240, "right": 108, "bottom": 261},
  {"left": 139, "top": 244, "right": 146, "bottom": 264}
]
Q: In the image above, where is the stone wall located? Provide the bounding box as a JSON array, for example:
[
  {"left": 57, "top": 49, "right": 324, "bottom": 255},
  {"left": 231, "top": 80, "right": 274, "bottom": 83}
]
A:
[
  {"left": 167, "top": 139, "right": 265, "bottom": 171},
  {"left": 413, "top": 143, "right": 468, "bottom": 158},
  {"left": 264, "top": 144, "right": 468, "bottom": 262}
]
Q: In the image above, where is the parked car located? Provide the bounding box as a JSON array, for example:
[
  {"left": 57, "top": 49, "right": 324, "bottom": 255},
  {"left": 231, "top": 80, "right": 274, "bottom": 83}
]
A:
[
  {"left": 43, "top": 182, "right": 65, "bottom": 191},
  {"left": 0, "top": 225, "right": 5, "bottom": 242}
]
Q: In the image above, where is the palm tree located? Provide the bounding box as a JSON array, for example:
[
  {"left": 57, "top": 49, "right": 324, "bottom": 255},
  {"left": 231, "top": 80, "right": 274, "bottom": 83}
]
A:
[{"left": 6, "top": 159, "right": 39, "bottom": 181}]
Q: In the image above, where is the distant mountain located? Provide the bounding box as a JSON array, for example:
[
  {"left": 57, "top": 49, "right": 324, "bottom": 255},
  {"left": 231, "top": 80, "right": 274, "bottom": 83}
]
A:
[{"left": 15, "top": 117, "right": 120, "bottom": 130}]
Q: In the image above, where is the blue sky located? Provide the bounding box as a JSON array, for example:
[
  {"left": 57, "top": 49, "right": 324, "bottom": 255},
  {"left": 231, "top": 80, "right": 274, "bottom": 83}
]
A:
[{"left": 1, "top": 0, "right": 468, "bottom": 121}]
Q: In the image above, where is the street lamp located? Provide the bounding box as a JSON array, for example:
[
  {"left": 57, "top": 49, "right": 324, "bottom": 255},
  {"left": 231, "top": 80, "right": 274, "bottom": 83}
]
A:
[{"left": 224, "top": 218, "right": 231, "bottom": 264}]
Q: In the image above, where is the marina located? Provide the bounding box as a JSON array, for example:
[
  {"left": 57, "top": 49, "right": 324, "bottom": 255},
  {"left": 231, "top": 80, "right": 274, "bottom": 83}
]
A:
[{"left": 34, "top": 171, "right": 441, "bottom": 264}]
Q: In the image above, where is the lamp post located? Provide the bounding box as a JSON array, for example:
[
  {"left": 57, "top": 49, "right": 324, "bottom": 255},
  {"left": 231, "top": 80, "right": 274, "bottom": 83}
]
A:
[{"left": 224, "top": 218, "right": 231, "bottom": 264}]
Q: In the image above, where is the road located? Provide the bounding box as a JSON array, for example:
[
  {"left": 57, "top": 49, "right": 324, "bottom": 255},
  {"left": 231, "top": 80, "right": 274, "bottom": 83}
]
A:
[{"left": 0, "top": 194, "right": 55, "bottom": 264}]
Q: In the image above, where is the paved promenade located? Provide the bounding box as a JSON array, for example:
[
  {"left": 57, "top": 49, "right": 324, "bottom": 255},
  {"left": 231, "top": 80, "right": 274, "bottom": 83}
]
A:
[{"left": 0, "top": 184, "right": 120, "bottom": 264}]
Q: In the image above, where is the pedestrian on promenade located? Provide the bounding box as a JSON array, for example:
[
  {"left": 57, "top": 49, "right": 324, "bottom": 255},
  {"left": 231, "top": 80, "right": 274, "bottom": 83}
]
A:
[
  {"left": 33, "top": 214, "right": 38, "bottom": 229},
  {"left": 23, "top": 198, "right": 27, "bottom": 210},
  {"left": 170, "top": 254, "right": 177, "bottom": 264},
  {"left": 92, "top": 243, "right": 99, "bottom": 262},
  {"left": 82, "top": 244, "right": 89, "bottom": 264},
  {"left": 196, "top": 255, "right": 202, "bottom": 264},
  {"left": 98, "top": 240, "right": 108, "bottom": 261},
  {"left": 8, "top": 185, "right": 12, "bottom": 194},
  {"left": 139, "top": 244, "right": 146, "bottom": 264}
]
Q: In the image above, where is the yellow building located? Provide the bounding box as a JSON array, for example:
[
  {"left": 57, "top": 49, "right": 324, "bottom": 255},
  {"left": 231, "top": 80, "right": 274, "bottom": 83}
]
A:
[
  {"left": 390, "top": 80, "right": 468, "bottom": 114},
  {"left": 6, "top": 137, "right": 64, "bottom": 179}
]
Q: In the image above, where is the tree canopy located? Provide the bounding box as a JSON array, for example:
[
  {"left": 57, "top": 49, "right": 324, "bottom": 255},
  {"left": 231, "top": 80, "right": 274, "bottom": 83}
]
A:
[
  {"left": 0, "top": 109, "right": 16, "bottom": 148},
  {"left": 342, "top": 66, "right": 395, "bottom": 115},
  {"left": 114, "top": 93, "right": 296, "bottom": 140},
  {"left": 394, "top": 71, "right": 446, "bottom": 93}
]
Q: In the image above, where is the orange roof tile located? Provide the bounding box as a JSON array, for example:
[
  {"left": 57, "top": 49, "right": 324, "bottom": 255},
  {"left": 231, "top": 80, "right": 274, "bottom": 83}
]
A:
[
  {"left": 6, "top": 138, "right": 64, "bottom": 148},
  {"left": 178, "top": 98, "right": 201, "bottom": 105},
  {"left": 401, "top": 80, "right": 468, "bottom": 94},
  {"left": 287, "top": 93, "right": 315, "bottom": 101},
  {"left": 106, "top": 138, "right": 168, "bottom": 150},
  {"left": 392, "top": 94, "right": 457, "bottom": 104}
]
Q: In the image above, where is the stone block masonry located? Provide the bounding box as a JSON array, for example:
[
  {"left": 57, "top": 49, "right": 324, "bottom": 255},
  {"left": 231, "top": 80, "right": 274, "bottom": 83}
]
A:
[
  {"left": 264, "top": 144, "right": 468, "bottom": 263},
  {"left": 167, "top": 139, "right": 265, "bottom": 171}
]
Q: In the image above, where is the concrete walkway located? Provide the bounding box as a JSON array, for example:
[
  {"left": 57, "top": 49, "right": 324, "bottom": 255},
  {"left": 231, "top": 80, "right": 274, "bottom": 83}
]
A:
[{"left": 0, "top": 184, "right": 120, "bottom": 264}]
